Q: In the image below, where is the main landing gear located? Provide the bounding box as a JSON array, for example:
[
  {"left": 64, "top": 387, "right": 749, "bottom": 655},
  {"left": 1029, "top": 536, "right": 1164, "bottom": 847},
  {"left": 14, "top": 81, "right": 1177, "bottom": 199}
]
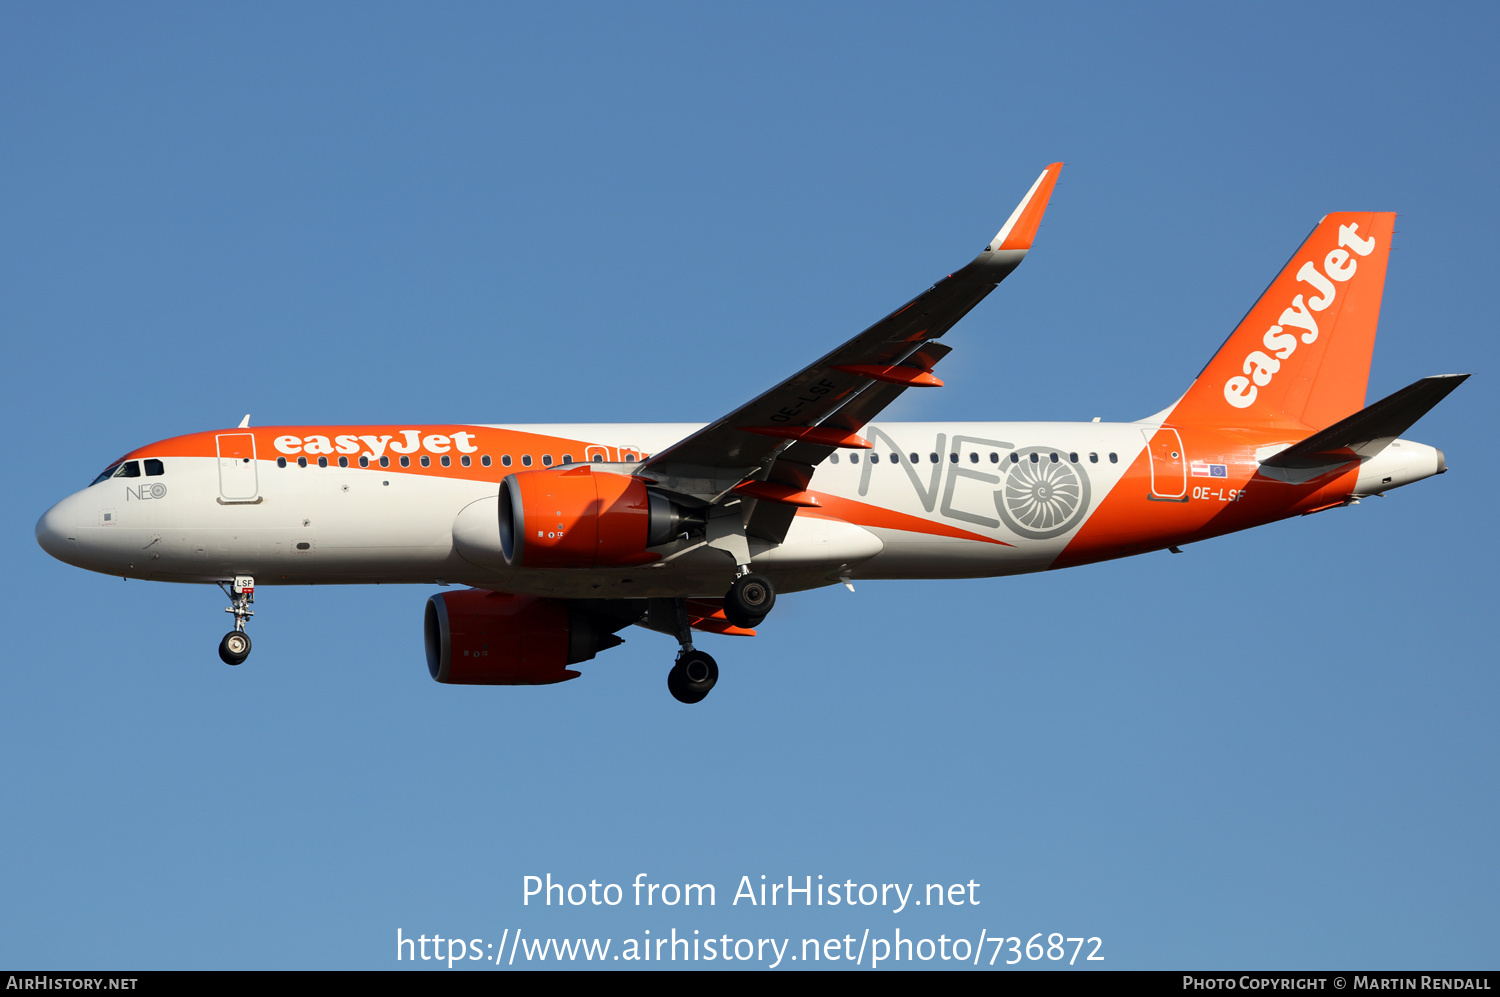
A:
[
  {"left": 216, "top": 575, "right": 255, "bottom": 666},
  {"left": 664, "top": 596, "right": 718, "bottom": 705},
  {"left": 722, "top": 571, "right": 775, "bottom": 629},
  {"left": 660, "top": 573, "right": 778, "bottom": 704},
  {"left": 668, "top": 649, "right": 719, "bottom": 705}
]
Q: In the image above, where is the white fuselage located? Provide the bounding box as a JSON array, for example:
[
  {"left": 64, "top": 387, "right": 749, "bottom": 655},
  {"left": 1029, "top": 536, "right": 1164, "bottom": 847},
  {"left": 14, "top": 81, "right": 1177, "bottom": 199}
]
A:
[
  {"left": 37, "top": 421, "right": 1151, "bottom": 597},
  {"left": 36, "top": 419, "right": 1443, "bottom": 600}
]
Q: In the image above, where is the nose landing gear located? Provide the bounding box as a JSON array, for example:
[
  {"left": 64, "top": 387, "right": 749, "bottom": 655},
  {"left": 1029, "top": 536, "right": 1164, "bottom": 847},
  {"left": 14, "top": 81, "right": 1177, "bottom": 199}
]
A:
[{"left": 216, "top": 576, "right": 255, "bottom": 666}]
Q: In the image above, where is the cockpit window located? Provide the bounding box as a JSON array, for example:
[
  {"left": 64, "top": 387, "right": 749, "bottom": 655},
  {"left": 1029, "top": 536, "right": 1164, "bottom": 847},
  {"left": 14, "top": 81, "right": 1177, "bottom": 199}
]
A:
[
  {"left": 113, "top": 461, "right": 141, "bottom": 478},
  {"left": 90, "top": 462, "right": 123, "bottom": 486},
  {"left": 144, "top": 459, "right": 164, "bottom": 476}
]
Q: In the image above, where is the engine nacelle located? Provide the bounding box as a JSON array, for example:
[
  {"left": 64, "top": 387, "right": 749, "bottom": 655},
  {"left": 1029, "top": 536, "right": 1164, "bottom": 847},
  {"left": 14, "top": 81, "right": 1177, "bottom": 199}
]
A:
[
  {"left": 497, "top": 465, "right": 690, "bottom": 568},
  {"left": 424, "top": 589, "right": 623, "bottom": 685}
]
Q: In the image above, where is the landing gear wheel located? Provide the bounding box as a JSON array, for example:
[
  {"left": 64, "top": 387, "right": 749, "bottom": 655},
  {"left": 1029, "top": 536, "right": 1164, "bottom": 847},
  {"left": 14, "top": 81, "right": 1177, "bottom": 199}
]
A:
[
  {"left": 723, "top": 573, "right": 775, "bottom": 629},
  {"left": 667, "top": 650, "right": 718, "bottom": 704},
  {"left": 219, "top": 630, "right": 251, "bottom": 666}
]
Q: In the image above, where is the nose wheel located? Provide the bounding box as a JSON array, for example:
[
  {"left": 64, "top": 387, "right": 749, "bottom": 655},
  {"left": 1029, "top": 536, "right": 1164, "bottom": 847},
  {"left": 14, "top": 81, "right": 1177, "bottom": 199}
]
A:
[
  {"left": 219, "top": 630, "right": 252, "bottom": 665},
  {"left": 216, "top": 576, "right": 255, "bottom": 666}
]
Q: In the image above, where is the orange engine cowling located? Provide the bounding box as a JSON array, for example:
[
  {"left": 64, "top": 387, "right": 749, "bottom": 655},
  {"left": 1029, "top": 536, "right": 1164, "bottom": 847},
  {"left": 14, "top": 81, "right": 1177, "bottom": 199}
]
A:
[
  {"left": 423, "top": 589, "right": 624, "bottom": 685},
  {"left": 497, "top": 466, "right": 688, "bottom": 569}
]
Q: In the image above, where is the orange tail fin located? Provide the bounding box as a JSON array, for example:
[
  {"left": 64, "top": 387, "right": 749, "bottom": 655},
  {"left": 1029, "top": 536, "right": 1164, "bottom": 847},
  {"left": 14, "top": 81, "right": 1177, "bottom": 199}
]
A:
[{"left": 1169, "top": 212, "right": 1395, "bottom": 431}]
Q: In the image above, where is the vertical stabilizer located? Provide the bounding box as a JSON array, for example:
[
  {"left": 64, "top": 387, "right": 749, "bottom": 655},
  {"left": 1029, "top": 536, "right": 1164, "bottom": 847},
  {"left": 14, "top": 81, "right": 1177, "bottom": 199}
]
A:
[{"left": 1168, "top": 212, "right": 1395, "bottom": 430}]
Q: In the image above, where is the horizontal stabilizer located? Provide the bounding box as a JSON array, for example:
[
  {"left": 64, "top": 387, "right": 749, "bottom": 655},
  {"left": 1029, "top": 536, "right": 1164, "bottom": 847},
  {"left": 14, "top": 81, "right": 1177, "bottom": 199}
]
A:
[{"left": 1259, "top": 374, "right": 1469, "bottom": 470}]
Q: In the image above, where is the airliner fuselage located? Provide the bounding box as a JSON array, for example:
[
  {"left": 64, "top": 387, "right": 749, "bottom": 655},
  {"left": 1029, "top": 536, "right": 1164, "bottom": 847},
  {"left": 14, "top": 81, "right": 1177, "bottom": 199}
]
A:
[{"left": 37, "top": 419, "right": 1443, "bottom": 597}]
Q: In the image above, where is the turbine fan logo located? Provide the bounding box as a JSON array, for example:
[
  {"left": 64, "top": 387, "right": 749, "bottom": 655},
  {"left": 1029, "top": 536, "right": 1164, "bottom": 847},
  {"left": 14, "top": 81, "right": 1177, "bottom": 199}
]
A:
[{"left": 995, "top": 446, "right": 1091, "bottom": 540}]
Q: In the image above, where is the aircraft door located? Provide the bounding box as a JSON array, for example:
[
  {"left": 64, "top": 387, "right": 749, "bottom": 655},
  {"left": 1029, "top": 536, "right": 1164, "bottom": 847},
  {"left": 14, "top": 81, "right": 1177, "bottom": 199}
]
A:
[
  {"left": 1143, "top": 427, "right": 1187, "bottom": 501},
  {"left": 216, "top": 433, "right": 260, "bottom": 503}
]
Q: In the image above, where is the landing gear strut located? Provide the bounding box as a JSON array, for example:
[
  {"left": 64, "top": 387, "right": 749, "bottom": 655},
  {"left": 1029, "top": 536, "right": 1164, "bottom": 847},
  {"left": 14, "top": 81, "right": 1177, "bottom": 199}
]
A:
[
  {"left": 723, "top": 572, "right": 775, "bottom": 629},
  {"left": 665, "top": 597, "right": 718, "bottom": 704},
  {"left": 216, "top": 575, "right": 255, "bottom": 666}
]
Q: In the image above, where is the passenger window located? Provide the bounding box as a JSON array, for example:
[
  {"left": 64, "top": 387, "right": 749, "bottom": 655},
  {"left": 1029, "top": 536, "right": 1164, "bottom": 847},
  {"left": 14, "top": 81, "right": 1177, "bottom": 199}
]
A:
[
  {"left": 460, "top": 455, "right": 470, "bottom": 467},
  {"left": 969, "top": 452, "right": 978, "bottom": 463},
  {"left": 400, "top": 456, "right": 410, "bottom": 467},
  {"left": 850, "top": 453, "right": 860, "bottom": 464},
  {"left": 1109, "top": 453, "right": 1118, "bottom": 463},
  {"left": 522, "top": 455, "right": 532, "bottom": 467},
  {"left": 1050, "top": 453, "right": 1058, "bottom": 462},
  {"left": 1069, "top": 452, "right": 1078, "bottom": 463},
  {"left": 359, "top": 456, "right": 369, "bottom": 468},
  {"left": 115, "top": 461, "right": 141, "bottom": 478},
  {"left": 441, "top": 455, "right": 451, "bottom": 467},
  {"left": 949, "top": 453, "right": 958, "bottom": 463},
  {"left": 420, "top": 455, "right": 430, "bottom": 467},
  {"left": 562, "top": 454, "right": 573, "bottom": 465},
  {"left": 298, "top": 457, "right": 308, "bottom": 468},
  {"left": 930, "top": 453, "right": 939, "bottom": 463},
  {"left": 338, "top": 456, "right": 349, "bottom": 468},
  {"left": 623, "top": 453, "right": 636, "bottom": 462},
  {"left": 870, "top": 453, "right": 880, "bottom": 463},
  {"left": 1029, "top": 453, "right": 1039, "bottom": 463},
  {"left": 591, "top": 454, "right": 604, "bottom": 463},
  {"left": 499, "top": 455, "right": 509, "bottom": 466},
  {"left": 542, "top": 455, "right": 553, "bottom": 467},
  {"left": 380, "top": 456, "right": 390, "bottom": 468},
  {"left": 144, "top": 459, "right": 164, "bottom": 476},
  {"left": 990, "top": 452, "right": 999, "bottom": 463},
  {"left": 318, "top": 456, "right": 329, "bottom": 468},
  {"left": 890, "top": 453, "right": 899, "bottom": 464},
  {"left": 484, "top": 455, "right": 494, "bottom": 467},
  {"left": 1089, "top": 452, "right": 1098, "bottom": 463},
  {"left": 277, "top": 457, "right": 287, "bottom": 468},
  {"left": 829, "top": 454, "right": 839, "bottom": 464},
  {"left": 1010, "top": 453, "right": 1019, "bottom": 464}
]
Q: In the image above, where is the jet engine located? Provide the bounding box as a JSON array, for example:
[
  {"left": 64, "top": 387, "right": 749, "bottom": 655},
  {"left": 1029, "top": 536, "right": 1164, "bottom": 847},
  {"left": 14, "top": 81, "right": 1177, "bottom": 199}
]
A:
[
  {"left": 424, "top": 589, "right": 631, "bottom": 684},
  {"left": 497, "top": 465, "right": 696, "bottom": 569}
]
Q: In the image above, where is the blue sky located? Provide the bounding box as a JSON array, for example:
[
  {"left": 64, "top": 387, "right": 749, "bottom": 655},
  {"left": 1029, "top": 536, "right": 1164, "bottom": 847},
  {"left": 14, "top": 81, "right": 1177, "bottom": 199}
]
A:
[{"left": 3, "top": 2, "right": 1496, "bottom": 969}]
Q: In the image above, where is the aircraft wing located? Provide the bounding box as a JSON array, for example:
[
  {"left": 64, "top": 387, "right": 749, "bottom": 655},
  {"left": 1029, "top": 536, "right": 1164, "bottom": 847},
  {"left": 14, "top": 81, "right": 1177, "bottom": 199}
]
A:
[{"left": 639, "top": 163, "right": 1062, "bottom": 540}]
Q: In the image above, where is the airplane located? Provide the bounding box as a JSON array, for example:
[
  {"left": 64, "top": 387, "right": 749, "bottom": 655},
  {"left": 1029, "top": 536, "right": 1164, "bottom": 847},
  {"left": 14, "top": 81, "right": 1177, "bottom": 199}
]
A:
[{"left": 35, "top": 163, "right": 1468, "bottom": 704}]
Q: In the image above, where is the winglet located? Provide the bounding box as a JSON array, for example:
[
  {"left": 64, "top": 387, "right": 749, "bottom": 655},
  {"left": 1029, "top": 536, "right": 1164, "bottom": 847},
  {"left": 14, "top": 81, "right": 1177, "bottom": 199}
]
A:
[{"left": 988, "top": 162, "right": 1063, "bottom": 252}]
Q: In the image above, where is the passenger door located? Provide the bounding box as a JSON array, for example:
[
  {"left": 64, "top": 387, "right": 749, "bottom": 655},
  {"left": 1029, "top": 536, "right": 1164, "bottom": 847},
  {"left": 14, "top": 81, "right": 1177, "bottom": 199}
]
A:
[
  {"left": 216, "top": 433, "right": 260, "bottom": 503},
  {"left": 1143, "top": 427, "right": 1187, "bottom": 501}
]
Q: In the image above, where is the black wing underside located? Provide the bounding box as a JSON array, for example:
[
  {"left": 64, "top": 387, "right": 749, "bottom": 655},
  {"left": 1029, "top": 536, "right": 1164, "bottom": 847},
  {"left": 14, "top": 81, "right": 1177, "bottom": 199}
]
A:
[{"left": 639, "top": 164, "right": 1063, "bottom": 543}]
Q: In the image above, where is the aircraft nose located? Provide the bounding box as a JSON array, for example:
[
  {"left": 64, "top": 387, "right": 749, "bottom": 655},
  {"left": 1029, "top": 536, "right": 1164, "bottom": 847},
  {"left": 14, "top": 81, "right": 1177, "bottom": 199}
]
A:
[{"left": 35, "top": 497, "right": 79, "bottom": 561}]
